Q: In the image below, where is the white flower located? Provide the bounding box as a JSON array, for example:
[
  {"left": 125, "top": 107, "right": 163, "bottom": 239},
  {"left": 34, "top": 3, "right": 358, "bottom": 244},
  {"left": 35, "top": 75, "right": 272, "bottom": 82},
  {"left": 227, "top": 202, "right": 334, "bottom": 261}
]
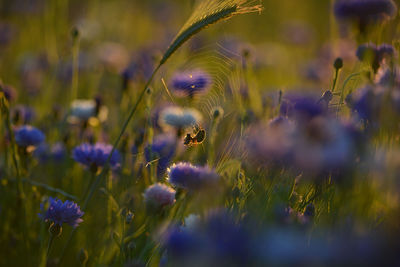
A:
[{"left": 159, "top": 106, "right": 202, "bottom": 130}]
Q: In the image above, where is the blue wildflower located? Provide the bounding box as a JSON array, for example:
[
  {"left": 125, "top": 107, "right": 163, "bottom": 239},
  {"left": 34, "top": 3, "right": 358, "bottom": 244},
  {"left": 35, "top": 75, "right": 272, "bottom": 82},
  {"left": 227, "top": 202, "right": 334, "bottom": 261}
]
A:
[
  {"left": 162, "top": 210, "right": 253, "bottom": 266},
  {"left": 145, "top": 134, "right": 176, "bottom": 178},
  {"left": 143, "top": 183, "right": 176, "bottom": 209},
  {"left": 346, "top": 85, "right": 381, "bottom": 122},
  {"left": 171, "top": 69, "right": 211, "bottom": 97},
  {"left": 14, "top": 125, "right": 45, "bottom": 147},
  {"left": 38, "top": 197, "right": 84, "bottom": 228},
  {"left": 280, "top": 93, "right": 326, "bottom": 121},
  {"left": 377, "top": 43, "right": 396, "bottom": 61},
  {"left": 72, "top": 143, "right": 121, "bottom": 170},
  {"left": 167, "top": 162, "right": 219, "bottom": 191},
  {"left": 159, "top": 106, "right": 202, "bottom": 132},
  {"left": 334, "top": 0, "right": 397, "bottom": 24}
]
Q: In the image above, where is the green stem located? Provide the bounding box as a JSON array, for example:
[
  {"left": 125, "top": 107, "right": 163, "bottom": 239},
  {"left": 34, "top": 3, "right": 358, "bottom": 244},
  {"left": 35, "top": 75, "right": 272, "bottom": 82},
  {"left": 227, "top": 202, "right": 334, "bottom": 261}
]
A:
[
  {"left": 107, "top": 172, "right": 112, "bottom": 226},
  {"left": 6, "top": 178, "right": 78, "bottom": 200},
  {"left": 331, "top": 68, "right": 340, "bottom": 93},
  {"left": 47, "top": 234, "right": 55, "bottom": 258},
  {"left": 71, "top": 33, "right": 80, "bottom": 100},
  {"left": 81, "top": 171, "right": 96, "bottom": 201}
]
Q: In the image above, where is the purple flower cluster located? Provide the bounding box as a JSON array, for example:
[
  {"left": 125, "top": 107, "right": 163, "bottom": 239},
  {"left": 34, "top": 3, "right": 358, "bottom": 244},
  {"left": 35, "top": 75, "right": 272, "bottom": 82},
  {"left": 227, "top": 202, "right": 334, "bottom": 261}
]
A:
[
  {"left": 73, "top": 143, "right": 121, "bottom": 170},
  {"left": 280, "top": 93, "right": 327, "bottom": 120},
  {"left": 38, "top": 197, "right": 84, "bottom": 228},
  {"left": 346, "top": 83, "right": 400, "bottom": 128},
  {"left": 334, "top": 0, "right": 397, "bottom": 24},
  {"left": 14, "top": 125, "right": 45, "bottom": 147},
  {"left": 356, "top": 43, "right": 396, "bottom": 71},
  {"left": 171, "top": 69, "right": 211, "bottom": 97},
  {"left": 167, "top": 162, "right": 219, "bottom": 191},
  {"left": 247, "top": 96, "right": 358, "bottom": 175},
  {"left": 161, "top": 210, "right": 253, "bottom": 266}
]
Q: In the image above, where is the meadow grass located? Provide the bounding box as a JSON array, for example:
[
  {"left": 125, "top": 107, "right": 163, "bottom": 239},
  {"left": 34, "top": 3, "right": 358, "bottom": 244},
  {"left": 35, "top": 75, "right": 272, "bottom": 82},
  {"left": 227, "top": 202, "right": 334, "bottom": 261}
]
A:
[{"left": 1, "top": 0, "right": 400, "bottom": 266}]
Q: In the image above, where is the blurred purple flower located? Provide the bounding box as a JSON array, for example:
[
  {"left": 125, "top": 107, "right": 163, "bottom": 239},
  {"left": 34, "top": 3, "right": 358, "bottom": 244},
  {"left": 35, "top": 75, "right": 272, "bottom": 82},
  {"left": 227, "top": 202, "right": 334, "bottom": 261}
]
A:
[
  {"left": 334, "top": 0, "right": 397, "bottom": 27},
  {"left": 167, "top": 162, "right": 219, "bottom": 191},
  {"left": 14, "top": 125, "right": 45, "bottom": 147},
  {"left": 143, "top": 183, "right": 176, "bottom": 209},
  {"left": 73, "top": 143, "right": 121, "bottom": 170},
  {"left": 170, "top": 69, "right": 211, "bottom": 98}
]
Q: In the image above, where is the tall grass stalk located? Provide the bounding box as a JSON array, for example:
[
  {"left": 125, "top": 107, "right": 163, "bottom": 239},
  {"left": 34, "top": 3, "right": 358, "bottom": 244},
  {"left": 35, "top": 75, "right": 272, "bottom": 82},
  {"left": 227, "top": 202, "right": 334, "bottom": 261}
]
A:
[{"left": 71, "top": 28, "right": 80, "bottom": 100}]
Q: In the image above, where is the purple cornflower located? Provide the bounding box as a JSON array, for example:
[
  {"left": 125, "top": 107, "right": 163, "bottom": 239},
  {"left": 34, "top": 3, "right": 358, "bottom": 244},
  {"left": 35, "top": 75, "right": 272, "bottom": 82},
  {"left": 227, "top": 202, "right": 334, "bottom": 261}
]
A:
[
  {"left": 14, "top": 125, "right": 45, "bottom": 147},
  {"left": 145, "top": 134, "right": 176, "bottom": 178},
  {"left": 167, "top": 162, "right": 219, "bottom": 191},
  {"left": 143, "top": 183, "right": 176, "bottom": 209},
  {"left": 171, "top": 69, "right": 211, "bottom": 97},
  {"left": 72, "top": 143, "right": 121, "bottom": 170},
  {"left": 38, "top": 197, "right": 84, "bottom": 228},
  {"left": 280, "top": 93, "right": 326, "bottom": 121},
  {"left": 334, "top": 0, "right": 397, "bottom": 26},
  {"left": 356, "top": 43, "right": 396, "bottom": 71},
  {"left": 346, "top": 85, "right": 382, "bottom": 122},
  {"left": 161, "top": 210, "right": 253, "bottom": 266}
]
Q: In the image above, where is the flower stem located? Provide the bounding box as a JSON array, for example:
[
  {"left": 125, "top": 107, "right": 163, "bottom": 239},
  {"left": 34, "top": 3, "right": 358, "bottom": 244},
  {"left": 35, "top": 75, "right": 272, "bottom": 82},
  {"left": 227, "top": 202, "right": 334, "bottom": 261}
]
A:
[{"left": 46, "top": 234, "right": 55, "bottom": 258}]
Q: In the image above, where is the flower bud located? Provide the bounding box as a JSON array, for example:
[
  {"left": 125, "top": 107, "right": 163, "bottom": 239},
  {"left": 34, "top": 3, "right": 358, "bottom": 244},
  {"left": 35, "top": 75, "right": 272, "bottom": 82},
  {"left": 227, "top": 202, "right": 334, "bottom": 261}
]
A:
[{"left": 333, "top": 57, "right": 343, "bottom": 70}]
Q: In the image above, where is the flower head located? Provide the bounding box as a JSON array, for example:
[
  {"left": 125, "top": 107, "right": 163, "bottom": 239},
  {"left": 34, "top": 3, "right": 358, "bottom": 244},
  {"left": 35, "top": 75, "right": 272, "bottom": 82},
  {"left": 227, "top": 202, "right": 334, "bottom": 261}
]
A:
[
  {"left": 171, "top": 69, "right": 211, "bottom": 97},
  {"left": 72, "top": 142, "right": 121, "bottom": 170},
  {"left": 356, "top": 43, "right": 396, "bottom": 71},
  {"left": 167, "top": 162, "right": 219, "bottom": 191},
  {"left": 69, "top": 99, "right": 96, "bottom": 121},
  {"left": 280, "top": 93, "right": 326, "bottom": 121},
  {"left": 38, "top": 197, "right": 84, "bottom": 228},
  {"left": 159, "top": 106, "right": 202, "bottom": 131},
  {"left": 143, "top": 183, "right": 176, "bottom": 209},
  {"left": 334, "top": 0, "right": 397, "bottom": 24},
  {"left": 161, "top": 210, "right": 253, "bottom": 266},
  {"left": 14, "top": 125, "right": 45, "bottom": 147}
]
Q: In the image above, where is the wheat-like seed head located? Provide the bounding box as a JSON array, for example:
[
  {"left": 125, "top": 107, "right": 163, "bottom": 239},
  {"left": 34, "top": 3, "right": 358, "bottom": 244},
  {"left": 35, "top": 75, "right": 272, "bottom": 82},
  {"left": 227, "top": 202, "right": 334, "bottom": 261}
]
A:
[{"left": 160, "top": 0, "right": 263, "bottom": 65}]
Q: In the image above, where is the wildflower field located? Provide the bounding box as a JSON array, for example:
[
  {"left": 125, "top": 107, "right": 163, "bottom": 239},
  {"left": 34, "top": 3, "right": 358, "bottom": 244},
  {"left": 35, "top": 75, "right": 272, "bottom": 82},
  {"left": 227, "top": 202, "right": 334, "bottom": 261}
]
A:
[{"left": 2, "top": 0, "right": 400, "bottom": 266}]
